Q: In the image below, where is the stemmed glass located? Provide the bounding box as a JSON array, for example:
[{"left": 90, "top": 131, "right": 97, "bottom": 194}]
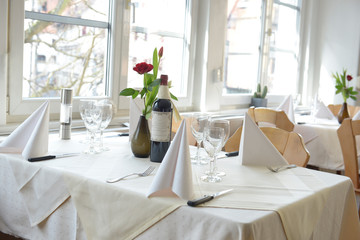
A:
[
  {"left": 190, "top": 113, "right": 209, "bottom": 165},
  {"left": 201, "top": 127, "right": 225, "bottom": 183},
  {"left": 207, "top": 119, "right": 230, "bottom": 176},
  {"left": 79, "top": 100, "right": 97, "bottom": 144},
  {"left": 96, "top": 102, "right": 113, "bottom": 152},
  {"left": 81, "top": 101, "right": 102, "bottom": 154}
]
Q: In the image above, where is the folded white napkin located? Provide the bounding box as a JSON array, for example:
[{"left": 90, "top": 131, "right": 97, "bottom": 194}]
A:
[
  {"left": 314, "top": 101, "right": 336, "bottom": 120},
  {"left": 6, "top": 156, "right": 69, "bottom": 226},
  {"left": 277, "top": 95, "right": 295, "bottom": 123},
  {"left": 237, "top": 113, "right": 288, "bottom": 166},
  {"left": 0, "top": 101, "right": 49, "bottom": 159},
  {"left": 147, "top": 119, "right": 194, "bottom": 200}
]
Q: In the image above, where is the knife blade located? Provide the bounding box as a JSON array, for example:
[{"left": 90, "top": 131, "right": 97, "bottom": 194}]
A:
[
  {"left": 28, "top": 153, "right": 79, "bottom": 162},
  {"left": 187, "top": 189, "right": 233, "bottom": 207}
]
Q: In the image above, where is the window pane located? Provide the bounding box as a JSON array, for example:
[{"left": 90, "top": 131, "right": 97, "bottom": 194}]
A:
[
  {"left": 224, "top": 0, "right": 262, "bottom": 94},
  {"left": 23, "top": 20, "right": 108, "bottom": 98},
  {"left": 265, "top": 3, "right": 300, "bottom": 95},
  {"left": 270, "top": 4, "right": 299, "bottom": 51},
  {"left": 24, "top": 0, "right": 109, "bottom": 22},
  {"left": 266, "top": 51, "right": 297, "bottom": 94},
  {"left": 276, "top": 0, "right": 299, "bottom": 7},
  {"left": 128, "top": 0, "right": 188, "bottom": 97}
]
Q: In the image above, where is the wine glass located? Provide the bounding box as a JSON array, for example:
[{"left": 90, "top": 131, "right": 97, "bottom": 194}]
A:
[
  {"left": 81, "top": 101, "right": 102, "bottom": 154},
  {"left": 190, "top": 113, "right": 209, "bottom": 165},
  {"left": 207, "top": 119, "right": 230, "bottom": 176},
  {"left": 201, "top": 126, "right": 225, "bottom": 183},
  {"left": 96, "top": 102, "right": 113, "bottom": 152},
  {"left": 79, "top": 100, "right": 97, "bottom": 144}
]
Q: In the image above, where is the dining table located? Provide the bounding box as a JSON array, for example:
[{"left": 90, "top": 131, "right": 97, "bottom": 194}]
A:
[
  {"left": 293, "top": 115, "right": 360, "bottom": 171},
  {"left": 1, "top": 131, "right": 360, "bottom": 240}
]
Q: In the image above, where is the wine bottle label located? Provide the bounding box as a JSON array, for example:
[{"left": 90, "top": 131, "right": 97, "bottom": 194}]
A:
[{"left": 151, "top": 111, "right": 172, "bottom": 142}]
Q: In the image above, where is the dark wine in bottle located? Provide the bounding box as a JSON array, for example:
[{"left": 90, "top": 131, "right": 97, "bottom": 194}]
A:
[{"left": 150, "top": 74, "right": 173, "bottom": 163}]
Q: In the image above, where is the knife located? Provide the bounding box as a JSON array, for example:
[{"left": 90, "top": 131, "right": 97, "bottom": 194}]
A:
[
  {"left": 28, "top": 153, "right": 79, "bottom": 162},
  {"left": 187, "top": 189, "right": 233, "bottom": 207}
]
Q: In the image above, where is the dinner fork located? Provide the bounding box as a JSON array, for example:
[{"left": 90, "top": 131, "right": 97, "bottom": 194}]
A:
[
  {"left": 267, "top": 164, "right": 297, "bottom": 173},
  {"left": 106, "top": 166, "right": 156, "bottom": 183}
]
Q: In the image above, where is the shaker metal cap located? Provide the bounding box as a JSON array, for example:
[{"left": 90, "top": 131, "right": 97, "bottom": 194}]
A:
[{"left": 61, "top": 88, "right": 73, "bottom": 104}]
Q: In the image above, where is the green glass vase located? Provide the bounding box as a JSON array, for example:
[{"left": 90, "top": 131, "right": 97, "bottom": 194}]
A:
[
  {"left": 337, "top": 102, "right": 350, "bottom": 124},
  {"left": 131, "top": 115, "right": 151, "bottom": 158}
]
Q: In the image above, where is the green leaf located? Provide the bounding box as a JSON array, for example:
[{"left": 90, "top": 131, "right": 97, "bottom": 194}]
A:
[
  {"left": 145, "top": 111, "right": 152, "bottom": 120},
  {"left": 148, "top": 79, "right": 161, "bottom": 89},
  {"left": 145, "top": 73, "right": 154, "bottom": 86},
  {"left": 119, "top": 88, "right": 136, "bottom": 96},
  {"left": 336, "top": 89, "right": 341, "bottom": 94},
  {"left": 140, "top": 88, "right": 147, "bottom": 98},
  {"left": 350, "top": 96, "right": 357, "bottom": 101},
  {"left": 153, "top": 48, "right": 159, "bottom": 79},
  {"left": 170, "top": 92, "right": 178, "bottom": 101},
  {"left": 132, "top": 90, "right": 139, "bottom": 99}
]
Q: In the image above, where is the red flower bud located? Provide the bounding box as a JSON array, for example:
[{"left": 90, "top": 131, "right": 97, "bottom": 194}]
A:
[
  {"left": 158, "top": 47, "right": 163, "bottom": 58},
  {"left": 347, "top": 75, "right": 353, "bottom": 81},
  {"left": 133, "top": 62, "right": 153, "bottom": 75}
]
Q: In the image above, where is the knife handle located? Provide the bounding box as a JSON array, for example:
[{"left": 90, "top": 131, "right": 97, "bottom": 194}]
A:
[
  {"left": 225, "top": 151, "right": 239, "bottom": 157},
  {"left": 187, "top": 195, "right": 214, "bottom": 207},
  {"left": 28, "top": 155, "right": 56, "bottom": 162}
]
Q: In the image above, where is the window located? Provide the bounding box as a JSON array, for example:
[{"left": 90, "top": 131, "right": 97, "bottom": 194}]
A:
[
  {"left": 223, "top": 0, "right": 301, "bottom": 101},
  {"left": 23, "top": 0, "right": 110, "bottom": 99},
  {"left": 127, "top": 0, "right": 191, "bottom": 98}
]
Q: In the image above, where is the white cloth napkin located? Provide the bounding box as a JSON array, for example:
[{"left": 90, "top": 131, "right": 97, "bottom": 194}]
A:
[
  {"left": 277, "top": 95, "right": 295, "bottom": 123},
  {"left": 0, "top": 101, "right": 49, "bottom": 159},
  {"left": 147, "top": 120, "right": 194, "bottom": 200},
  {"left": 314, "top": 101, "right": 336, "bottom": 120},
  {"left": 5, "top": 155, "right": 70, "bottom": 226},
  {"left": 237, "top": 113, "right": 288, "bottom": 166}
]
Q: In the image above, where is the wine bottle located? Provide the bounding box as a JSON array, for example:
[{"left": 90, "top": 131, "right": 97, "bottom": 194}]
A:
[{"left": 150, "top": 74, "right": 173, "bottom": 163}]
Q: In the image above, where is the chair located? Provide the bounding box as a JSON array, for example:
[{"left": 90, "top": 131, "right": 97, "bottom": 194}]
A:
[
  {"left": 225, "top": 126, "right": 310, "bottom": 167},
  {"left": 337, "top": 118, "right": 360, "bottom": 216},
  {"left": 328, "top": 104, "right": 357, "bottom": 118},
  {"left": 247, "top": 107, "right": 294, "bottom": 132}
]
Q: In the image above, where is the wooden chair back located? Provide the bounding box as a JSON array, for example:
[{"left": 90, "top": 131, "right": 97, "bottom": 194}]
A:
[
  {"left": 225, "top": 126, "right": 310, "bottom": 167},
  {"left": 171, "top": 116, "right": 196, "bottom": 146},
  {"left": 337, "top": 118, "right": 360, "bottom": 189},
  {"left": 247, "top": 107, "right": 294, "bottom": 132},
  {"left": 328, "top": 104, "right": 357, "bottom": 118}
]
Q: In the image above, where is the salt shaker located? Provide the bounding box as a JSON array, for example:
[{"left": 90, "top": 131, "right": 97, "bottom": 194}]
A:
[{"left": 60, "top": 88, "right": 73, "bottom": 140}]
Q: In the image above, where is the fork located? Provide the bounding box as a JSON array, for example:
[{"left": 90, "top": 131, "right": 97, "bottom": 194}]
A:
[
  {"left": 267, "top": 164, "right": 297, "bottom": 173},
  {"left": 106, "top": 166, "right": 156, "bottom": 183}
]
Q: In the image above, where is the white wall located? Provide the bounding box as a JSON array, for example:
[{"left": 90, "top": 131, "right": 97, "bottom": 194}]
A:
[{"left": 309, "top": 0, "right": 360, "bottom": 105}]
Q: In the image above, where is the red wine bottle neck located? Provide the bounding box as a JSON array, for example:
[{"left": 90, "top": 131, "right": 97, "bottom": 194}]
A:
[{"left": 157, "top": 85, "right": 171, "bottom": 100}]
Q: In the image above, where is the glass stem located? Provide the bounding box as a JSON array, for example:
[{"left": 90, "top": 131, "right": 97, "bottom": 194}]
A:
[
  {"left": 99, "top": 130, "right": 104, "bottom": 149},
  {"left": 209, "top": 156, "right": 215, "bottom": 176},
  {"left": 89, "top": 131, "right": 96, "bottom": 153},
  {"left": 196, "top": 140, "right": 201, "bottom": 164}
]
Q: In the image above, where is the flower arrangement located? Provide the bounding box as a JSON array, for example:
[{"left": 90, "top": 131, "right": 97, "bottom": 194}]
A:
[
  {"left": 333, "top": 69, "right": 358, "bottom": 102},
  {"left": 120, "top": 47, "right": 178, "bottom": 119}
]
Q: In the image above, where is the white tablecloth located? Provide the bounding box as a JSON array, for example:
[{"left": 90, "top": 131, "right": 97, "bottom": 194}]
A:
[
  {"left": 1, "top": 132, "right": 359, "bottom": 240},
  {"left": 294, "top": 116, "right": 360, "bottom": 170}
]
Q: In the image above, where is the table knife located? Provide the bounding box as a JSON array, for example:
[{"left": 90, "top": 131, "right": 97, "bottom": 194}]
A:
[
  {"left": 28, "top": 153, "right": 79, "bottom": 162},
  {"left": 187, "top": 189, "right": 233, "bottom": 207}
]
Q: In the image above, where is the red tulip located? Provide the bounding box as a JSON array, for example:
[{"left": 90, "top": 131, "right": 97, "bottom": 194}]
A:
[
  {"left": 158, "top": 47, "right": 163, "bottom": 58},
  {"left": 133, "top": 62, "right": 153, "bottom": 75},
  {"left": 347, "top": 75, "right": 353, "bottom": 81}
]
